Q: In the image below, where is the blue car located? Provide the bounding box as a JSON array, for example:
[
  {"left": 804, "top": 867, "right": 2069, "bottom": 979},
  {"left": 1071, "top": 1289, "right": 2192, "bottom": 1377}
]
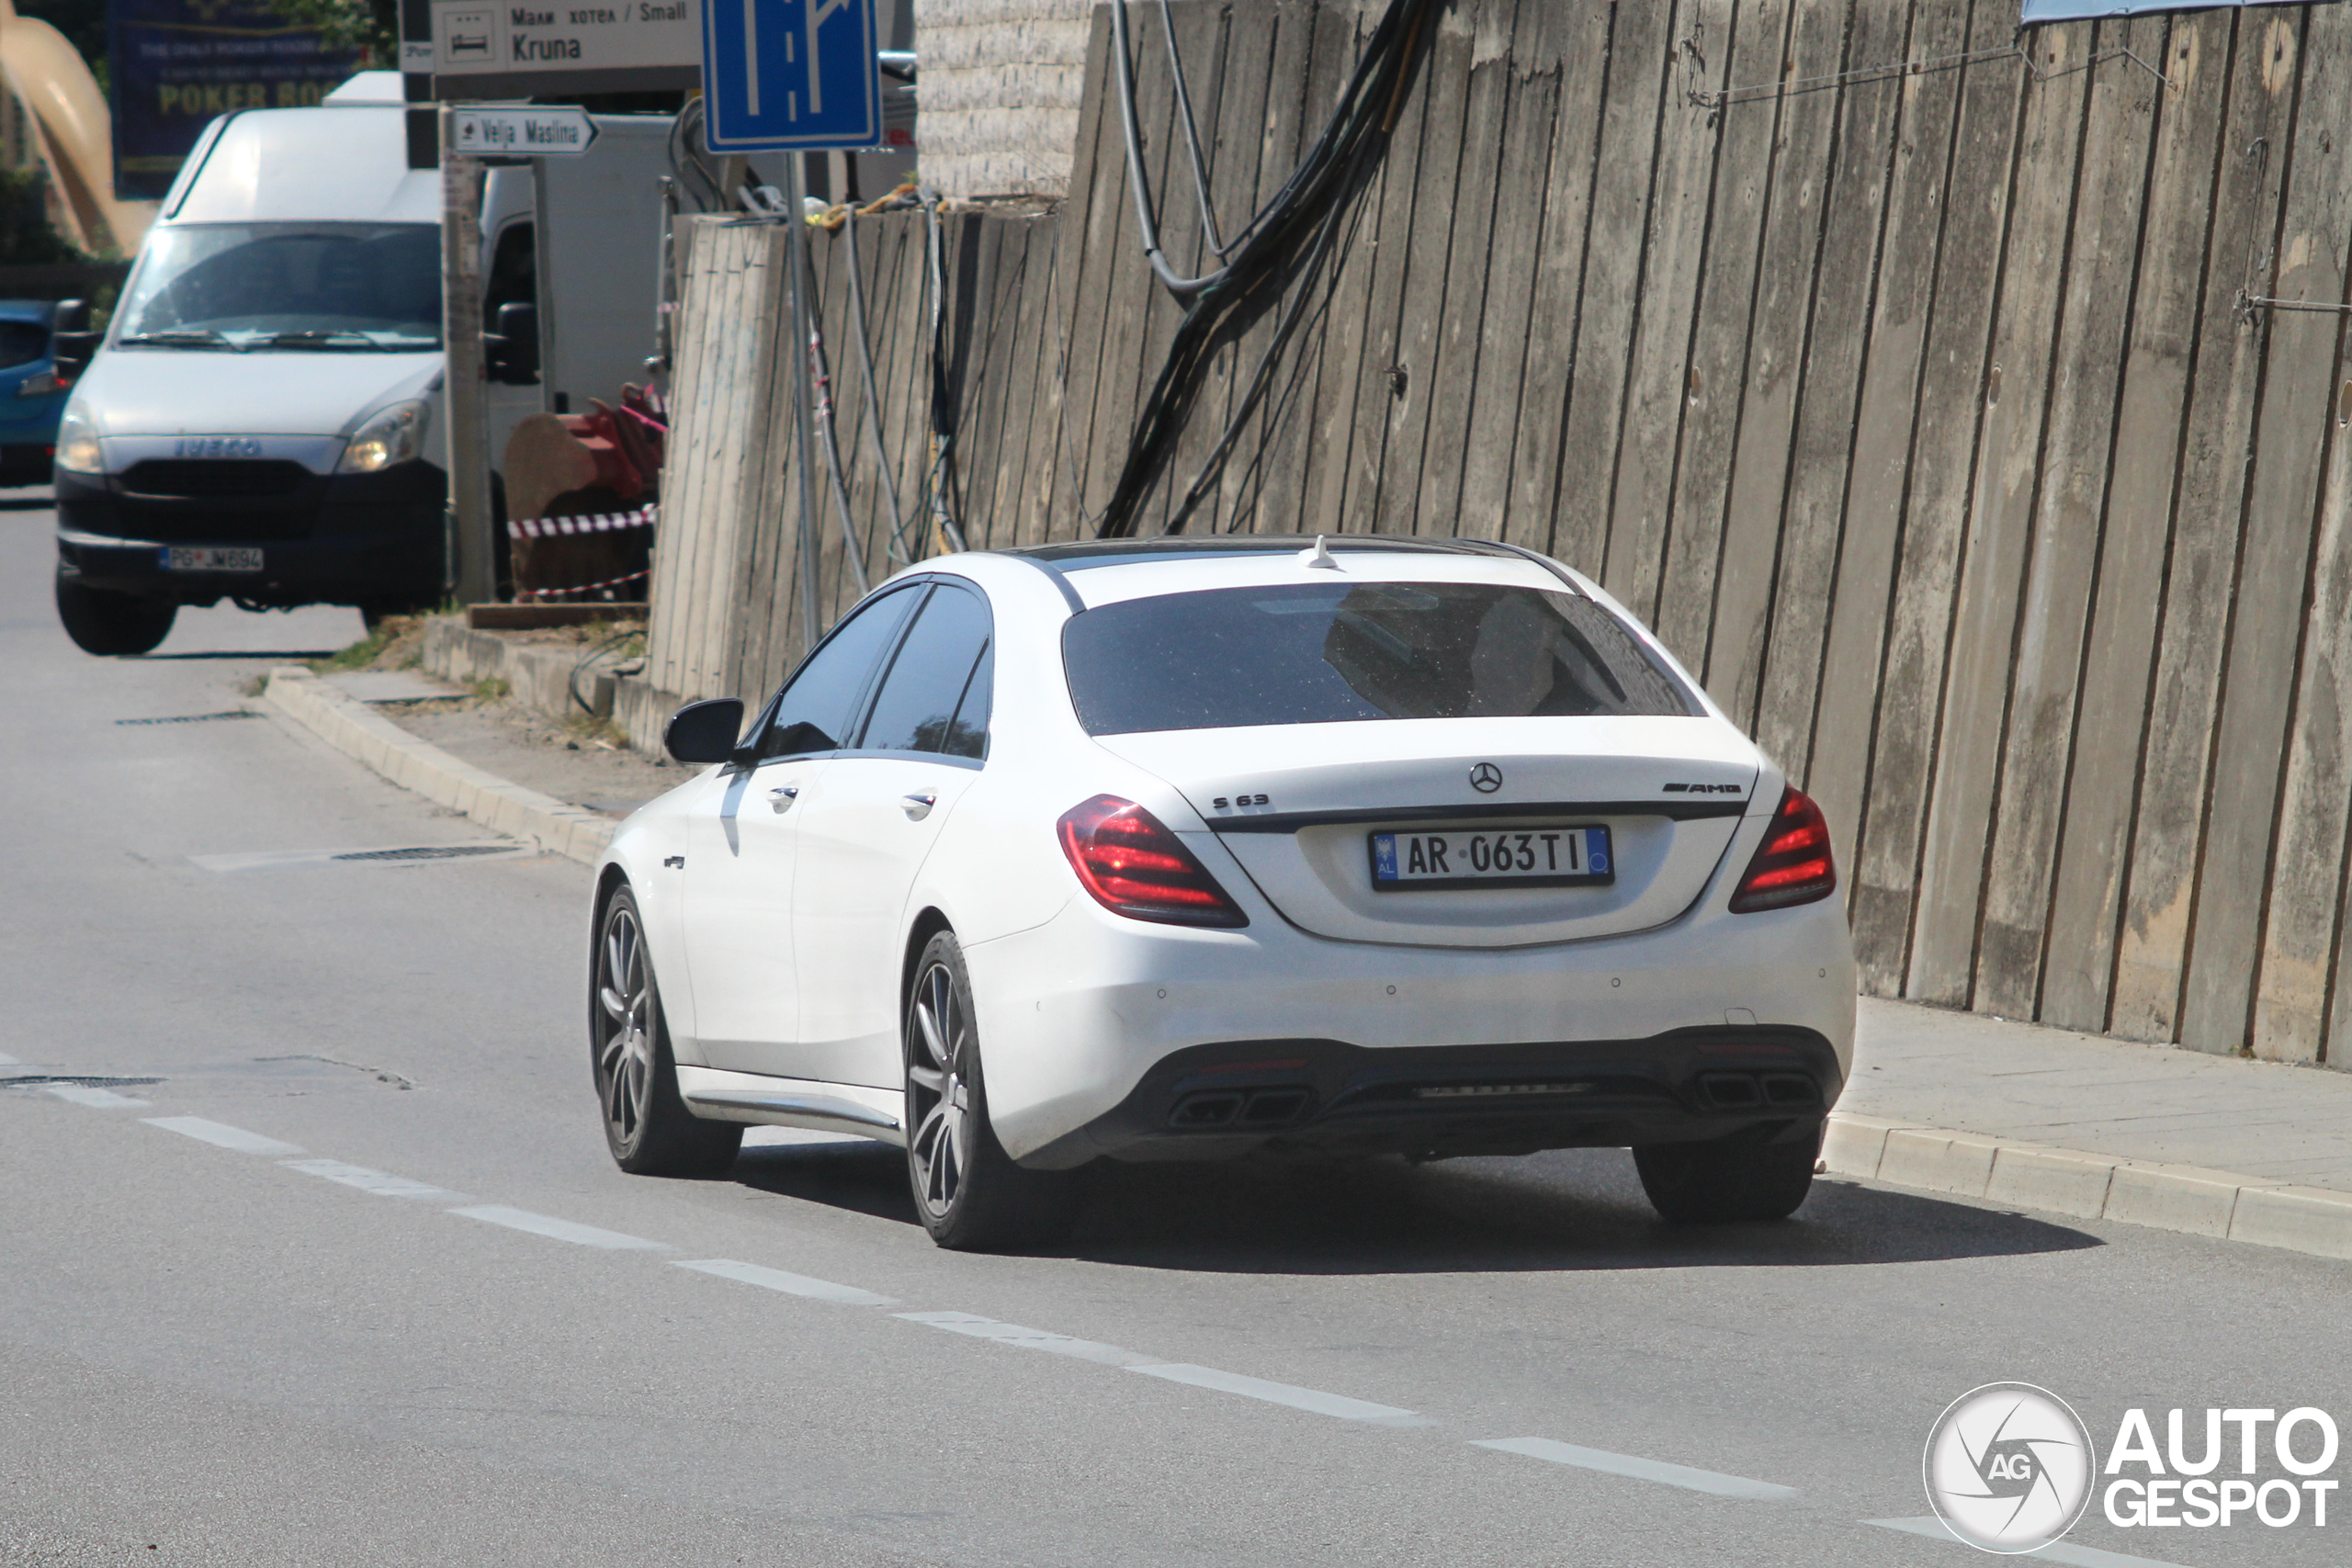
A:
[{"left": 0, "top": 299, "right": 70, "bottom": 486}]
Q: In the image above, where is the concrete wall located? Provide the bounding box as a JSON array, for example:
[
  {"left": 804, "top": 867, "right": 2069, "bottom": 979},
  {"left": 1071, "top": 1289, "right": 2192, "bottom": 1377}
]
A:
[
  {"left": 645, "top": 0, "right": 2352, "bottom": 1071},
  {"left": 913, "top": 0, "right": 1091, "bottom": 196}
]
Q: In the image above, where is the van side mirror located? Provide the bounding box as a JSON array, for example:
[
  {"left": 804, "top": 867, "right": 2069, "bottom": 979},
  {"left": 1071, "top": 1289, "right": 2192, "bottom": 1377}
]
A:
[
  {"left": 484, "top": 301, "right": 539, "bottom": 384},
  {"left": 51, "top": 330, "right": 100, "bottom": 383},
  {"left": 665, "top": 698, "right": 746, "bottom": 765},
  {"left": 51, "top": 299, "right": 96, "bottom": 381}
]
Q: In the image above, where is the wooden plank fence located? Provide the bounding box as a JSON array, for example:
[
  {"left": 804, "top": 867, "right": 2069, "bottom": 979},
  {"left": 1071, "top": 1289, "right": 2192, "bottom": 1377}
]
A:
[{"left": 637, "top": 0, "right": 2352, "bottom": 1070}]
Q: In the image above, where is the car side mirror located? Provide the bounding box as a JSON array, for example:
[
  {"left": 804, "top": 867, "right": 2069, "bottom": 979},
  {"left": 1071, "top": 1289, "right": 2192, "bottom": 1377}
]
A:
[
  {"left": 664, "top": 698, "right": 746, "bottom": 765},
  {"left": 483, "top": 301, "right": 539, "bottom": 384}
]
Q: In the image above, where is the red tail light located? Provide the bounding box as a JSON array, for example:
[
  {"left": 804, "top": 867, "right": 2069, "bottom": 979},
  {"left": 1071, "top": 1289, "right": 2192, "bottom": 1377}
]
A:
[
  {"left": 1057, "top": 795, "right": 1249, "bottom": 929},
  {"left": 1729, "top": 786, "right": 1837, "bottom": 913}
]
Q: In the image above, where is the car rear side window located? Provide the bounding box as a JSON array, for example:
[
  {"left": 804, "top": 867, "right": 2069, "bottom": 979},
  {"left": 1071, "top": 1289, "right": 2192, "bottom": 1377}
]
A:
[
  {"left": 1063, "top": 581, "right": 1698, "bottom": 737},
  {"left": 0, "top": 321, "right": 47, "bottom": 370},
  {"left": 752, "top": 585, "right": 921, "bottom": 760},
  {"left": 857, "top": 583, "right": 992, "bottom": 760}
]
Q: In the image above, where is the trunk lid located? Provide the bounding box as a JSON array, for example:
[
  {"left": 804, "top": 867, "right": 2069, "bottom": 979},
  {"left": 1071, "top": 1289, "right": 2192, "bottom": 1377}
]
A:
[{"left": 1098, "top": 716, "right": 1759, "bottom": 948}]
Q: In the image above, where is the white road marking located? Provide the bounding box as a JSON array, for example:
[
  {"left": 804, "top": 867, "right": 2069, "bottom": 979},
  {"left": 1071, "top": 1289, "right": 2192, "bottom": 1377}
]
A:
[
  {"left": 1132, "top": 1363, "right": 1425, "bottom": 1425},
  {"left": 678, "top": 1258, "right": 898, "bottom": 1305},
  {"left": 1867, "top": 1517, "right": 2195, "bottom": 1567},
  {"left": 47, "top": 1085, "right": 150, "bottom": 1109},
  {"left": 278, "top": 1158, "right": 466, "bottom": 1201},
  {"left": 896, "top": 1311, "right": 1148, "bottom": 1367},
  {"left": 449, "top": 1204, "right": 666, "bottom": 1250},
  {"left": 1473, "top": 1437, "right": 1795, "bottom": 1500},
  {"left": 141, "top": 1116, "right": 303, "bottom": 1155}
]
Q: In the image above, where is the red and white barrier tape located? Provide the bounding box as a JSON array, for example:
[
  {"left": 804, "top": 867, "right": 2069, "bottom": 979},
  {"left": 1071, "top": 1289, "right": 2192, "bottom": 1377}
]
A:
[
  {"left": 514, "top": 567, "right": 651, "bottom": 603},
  {"left": 508, "top": 504, "right": 658, "bottom": 540}
]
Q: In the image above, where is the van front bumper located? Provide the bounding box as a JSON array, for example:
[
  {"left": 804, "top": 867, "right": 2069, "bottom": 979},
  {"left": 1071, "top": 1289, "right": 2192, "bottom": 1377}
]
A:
[{"left": 53, "top": 460, "right": 447, "bottom": 607}]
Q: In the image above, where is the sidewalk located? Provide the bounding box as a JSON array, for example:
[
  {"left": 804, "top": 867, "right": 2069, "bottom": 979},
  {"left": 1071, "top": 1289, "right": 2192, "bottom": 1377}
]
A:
[
  {"left": 1833, "top": 1000, "right": 2352, "bottom": 1258},
  {"left": 255, "top": 663, "right": 2352, "bottom": 1262},
  {"left": 1847, "top": 998, "right": 2352, "bottom": 1195}
]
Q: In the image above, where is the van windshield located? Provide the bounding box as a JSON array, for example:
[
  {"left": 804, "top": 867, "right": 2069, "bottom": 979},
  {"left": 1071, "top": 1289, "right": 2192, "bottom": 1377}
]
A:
[{"left": 117, "top": 223, "right": 442, "bottom": 350}]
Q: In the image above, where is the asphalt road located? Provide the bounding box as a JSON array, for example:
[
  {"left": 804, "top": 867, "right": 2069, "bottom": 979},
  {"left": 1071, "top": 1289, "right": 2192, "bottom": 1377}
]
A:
[{"left": 4, "top": 494, "right": 2345, "bottom": 1568}]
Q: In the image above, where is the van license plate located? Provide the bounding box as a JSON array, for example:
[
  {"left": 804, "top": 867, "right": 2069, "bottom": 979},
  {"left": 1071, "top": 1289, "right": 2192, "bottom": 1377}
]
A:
[
  {"left": 1369, "top": 826, "right": 1613, "bottom": 891},
  {"left": 161, "top": 547, "right": 263, "bottom": 573}
]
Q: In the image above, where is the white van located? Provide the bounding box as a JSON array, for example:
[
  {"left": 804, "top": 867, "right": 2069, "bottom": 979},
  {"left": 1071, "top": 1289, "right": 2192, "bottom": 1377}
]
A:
[{"left": 51, "top": 74, "right": 666, "bottom": 655}]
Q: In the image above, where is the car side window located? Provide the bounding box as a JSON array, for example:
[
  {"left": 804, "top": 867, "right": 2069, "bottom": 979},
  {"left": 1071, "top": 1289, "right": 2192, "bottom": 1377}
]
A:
[
  {"left": 750, "top": 586, "right": 922, "bottom": 761},
  {"left": 856, "top": 582, "right": 993, "bottom": 761}
]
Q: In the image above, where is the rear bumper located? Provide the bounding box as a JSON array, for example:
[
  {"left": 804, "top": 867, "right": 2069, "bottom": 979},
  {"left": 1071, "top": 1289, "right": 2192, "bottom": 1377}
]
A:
[
  {"left": 964, "top": 877, "right": 1858, "bottom": 1168},
  {"left": 52, "top": 461, "right": 447, "bottom": 606},
  {"left": 1018, "top": 1027, "right": 1838, "bottom": 1168}
]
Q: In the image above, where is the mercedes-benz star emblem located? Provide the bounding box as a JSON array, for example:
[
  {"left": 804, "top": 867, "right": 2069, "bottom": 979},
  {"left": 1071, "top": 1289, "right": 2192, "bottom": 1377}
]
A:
[{"left": 1469, "top": 763, "right": 1503, "bottom": 794}]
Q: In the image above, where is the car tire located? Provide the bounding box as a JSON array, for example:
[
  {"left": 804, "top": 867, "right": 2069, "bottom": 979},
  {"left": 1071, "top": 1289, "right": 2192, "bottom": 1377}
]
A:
[
  {"left": 592, "top": 886, "right": 742, "bottom": 1177},
  {"left": 1633, "top": 1125, "right": 1821, "bottom": 1224},
  {"left": 56, "top": 574, "right": 176, "bottom": 656},
  {"left": 904, "top": 931, "right": 1080, "bottom": 1252}
]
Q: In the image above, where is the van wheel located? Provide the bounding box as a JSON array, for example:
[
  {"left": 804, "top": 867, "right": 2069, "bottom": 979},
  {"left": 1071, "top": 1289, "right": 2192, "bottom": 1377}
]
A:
[
  {"left": 56, "top": 574, "right": 175, "bottom": 656},
  {"left": 1634, "top": 1125, "right": 1821, "bottom": 1224},
  {"left": 904, "top": 931, "right": 1080, "bottom": 1251}
]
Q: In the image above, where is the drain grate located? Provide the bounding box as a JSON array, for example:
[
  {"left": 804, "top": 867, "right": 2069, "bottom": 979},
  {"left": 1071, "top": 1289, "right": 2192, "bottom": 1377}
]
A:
[
  {"left": 1, "top": 1075, "right": 164, "bottom": 1089},
  {"left": 116, "top": 710, "right": 261, "bottom": 726},
  {"left": 332, "top": 844, "right": 519, "bottom": 863}
]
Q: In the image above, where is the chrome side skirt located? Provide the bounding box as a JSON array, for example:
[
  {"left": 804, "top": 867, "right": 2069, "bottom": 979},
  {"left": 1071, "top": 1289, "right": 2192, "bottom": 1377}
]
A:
[{"left": 674, "top": 1066, "right": 907, "bottom": 1146}]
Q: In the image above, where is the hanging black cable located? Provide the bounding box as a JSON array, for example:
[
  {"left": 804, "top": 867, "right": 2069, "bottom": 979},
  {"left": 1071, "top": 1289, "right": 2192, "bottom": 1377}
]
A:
[{"left": 1094, "top": 0, "right": 1438, "bottom": 538}]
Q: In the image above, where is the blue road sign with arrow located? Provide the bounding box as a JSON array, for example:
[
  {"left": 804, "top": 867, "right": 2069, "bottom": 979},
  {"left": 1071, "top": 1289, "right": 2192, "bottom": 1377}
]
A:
[{"left": 701, "top": 0, "right": 884, "bottom": 152}]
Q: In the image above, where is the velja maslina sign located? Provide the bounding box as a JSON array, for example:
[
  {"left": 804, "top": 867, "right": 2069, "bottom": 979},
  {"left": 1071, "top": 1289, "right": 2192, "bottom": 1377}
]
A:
[
  {"left": 450, "top": 106, "right": 600, "bottom": 154},
  {"left": 429, "top": 0, "right": 698, "bottom": 98}
]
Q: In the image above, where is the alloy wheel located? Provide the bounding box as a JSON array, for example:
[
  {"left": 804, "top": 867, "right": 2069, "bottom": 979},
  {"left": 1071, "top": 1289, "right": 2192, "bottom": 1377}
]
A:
[
  {"left": 597, "top": 905, "right": 655, "bottom": 1146},
  {"left": 907, "top": 959, "right": 970, "bottom": 1218}
]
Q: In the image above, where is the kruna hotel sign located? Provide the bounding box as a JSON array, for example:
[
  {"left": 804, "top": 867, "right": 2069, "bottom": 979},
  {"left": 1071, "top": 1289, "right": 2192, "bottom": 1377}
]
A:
[{"left": 430, "top": 0, "right": 698, "bottom": 98}]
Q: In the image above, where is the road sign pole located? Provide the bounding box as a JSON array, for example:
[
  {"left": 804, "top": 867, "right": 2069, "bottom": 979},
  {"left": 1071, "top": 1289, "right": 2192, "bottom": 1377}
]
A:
[
  {"left": 440, "top": 103, "right": 497, "bottom": 605},
  {"left": 786, "top": 152, "right": 825, "bottom": 655}
]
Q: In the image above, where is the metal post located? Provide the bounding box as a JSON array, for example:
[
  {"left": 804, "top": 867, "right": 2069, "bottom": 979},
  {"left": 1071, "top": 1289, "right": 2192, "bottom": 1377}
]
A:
[
  {"left": 786, "top": 152, "right": 824, "bottom": 656},
  {"left": 440, "top": 104, "right": 497, "bottom": 604}
]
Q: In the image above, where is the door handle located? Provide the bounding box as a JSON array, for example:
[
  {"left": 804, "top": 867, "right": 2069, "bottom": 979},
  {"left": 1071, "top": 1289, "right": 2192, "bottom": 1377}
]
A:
[
  {"left": 901, "top": 791, "right": 937, "bottom": 820},
  {"left": 767, "top": 784, "right": 799, "bottom": 814}
]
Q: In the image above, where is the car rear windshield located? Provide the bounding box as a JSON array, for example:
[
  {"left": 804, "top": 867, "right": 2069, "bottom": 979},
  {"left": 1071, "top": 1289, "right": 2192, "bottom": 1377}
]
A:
[{"left": 1062, "top": 581, "right": 1700, "bottom": 736}]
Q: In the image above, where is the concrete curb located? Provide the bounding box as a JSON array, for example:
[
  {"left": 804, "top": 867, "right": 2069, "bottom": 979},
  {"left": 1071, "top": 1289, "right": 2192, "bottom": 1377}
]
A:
[
  {"left": 262, "top": 668, "right": 615, "bottom": 868},
  {"left": 418, "top": 617, "right": 623, "bottom": 721},
  {"left": 1823, "top": 1111, "right": 2352, "bottom": 1261}
]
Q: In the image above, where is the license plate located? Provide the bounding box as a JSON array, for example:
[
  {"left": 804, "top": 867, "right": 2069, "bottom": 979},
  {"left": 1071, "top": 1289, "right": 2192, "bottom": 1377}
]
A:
[
  {"left": 1369, "top": 826, "right": 1613, "bottom": 891},
  {"left": 161, "top": 546, "right": 263, "bottom": 573}
]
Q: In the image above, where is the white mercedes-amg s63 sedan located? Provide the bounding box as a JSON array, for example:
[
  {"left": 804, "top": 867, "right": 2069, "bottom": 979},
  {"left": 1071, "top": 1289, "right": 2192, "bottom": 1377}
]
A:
[{"left": 589, "top": 536, "right": 1856, "bottom": 1249}]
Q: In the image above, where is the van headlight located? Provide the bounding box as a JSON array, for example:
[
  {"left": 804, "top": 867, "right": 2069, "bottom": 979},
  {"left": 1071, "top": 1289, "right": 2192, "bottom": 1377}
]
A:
[
  {"left": 338, "top": 399, "right": 429, "bottom": 474},
  {"left": 54, "top": 401, "right": 101, "bottom": 473}
]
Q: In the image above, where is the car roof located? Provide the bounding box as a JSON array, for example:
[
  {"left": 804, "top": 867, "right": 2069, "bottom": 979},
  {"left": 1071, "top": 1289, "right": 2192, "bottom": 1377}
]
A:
[
  {"left": 0, "top": 299, "right": 52, "bottom": 322},
  {"left": 1005, "top": 534, "right": 1535, "bottom": 570},
  {"left": 987, "top": 534, "right": 1589, "bottom": 611}
]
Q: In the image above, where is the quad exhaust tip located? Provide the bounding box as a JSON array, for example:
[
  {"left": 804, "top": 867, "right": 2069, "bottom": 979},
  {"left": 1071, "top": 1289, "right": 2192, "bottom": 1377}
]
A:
[
  {"left": 1169, "top": 1087, "right": 1313, "bottom": 1130},
  {"left": 1697, "top": 1071, "right": 1817, "bottom": 1111}
]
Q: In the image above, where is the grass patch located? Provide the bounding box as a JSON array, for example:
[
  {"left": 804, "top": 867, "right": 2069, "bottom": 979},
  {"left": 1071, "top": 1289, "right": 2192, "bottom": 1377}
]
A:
[
  {"left": 309, "top": 626, "right": 396, "bottom": 673},
  {"left": 562, "top": 713, "right": 630, "bottom": 750},
  {"left": 472, "top": 676, "right": 511, "bottom": 701}
]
